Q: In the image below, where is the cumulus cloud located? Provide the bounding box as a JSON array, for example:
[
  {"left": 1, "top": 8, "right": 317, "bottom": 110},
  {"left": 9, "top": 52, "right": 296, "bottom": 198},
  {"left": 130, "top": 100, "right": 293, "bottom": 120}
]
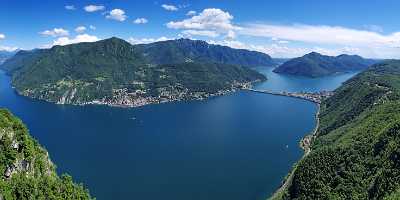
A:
[
  {"left": 162, "top": 4, "right": 178, "bottom": 11},
  {"left": 89, "top": 25, "right": 96, "bottom": 30},
  {"left": 106, "top": 9, "right": 127, "bottom": 21},
  {"left": 182, "top": 30, "right": 219, "bottom": 38},
  {"left": 186, "top": 10, "right": 196, "bottom": 16},
  {"left": 0, "top": 34, "right": 5, "bottom": 39},
  {"left": 133, "top": 18, "right": 148, "bottom": 24},
  {"left": 75, "top": 26, "right": 86, "bottom": 33},
  {"left": 165, "top": 7, "right": 400, "bottom": 58},
  {"left": 84, "top": 5, "right": 105, "bottom": 12},
  {"left": 226, "top": 30, "right": 236, "bottom": 40},
  {"left": 52, "top": 34, "right": 99, "bottom": 46},
  {"left": 167, "top": 8, "right": 239, "bottom": 39},
  {"left": 40, "top": 28, "right": 69, "bottom": 37},
  {"left": 127, "top": 36, "right": 172, "bottom": 45},
  {"left": 65, "top": 5, "right": 76, "bottom": 10}
]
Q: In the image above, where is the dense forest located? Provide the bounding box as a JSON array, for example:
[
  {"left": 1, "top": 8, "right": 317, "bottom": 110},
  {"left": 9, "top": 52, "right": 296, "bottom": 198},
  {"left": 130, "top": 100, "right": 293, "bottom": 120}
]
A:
[
  {"left": 273, "top": 52, "right": 377, "bottom": 77},
  {"left": 275, "top": 60, "right": 400, "bottom": 199},
  {"left": 0, "top": 109, "right": 92, "bottom": 199}
]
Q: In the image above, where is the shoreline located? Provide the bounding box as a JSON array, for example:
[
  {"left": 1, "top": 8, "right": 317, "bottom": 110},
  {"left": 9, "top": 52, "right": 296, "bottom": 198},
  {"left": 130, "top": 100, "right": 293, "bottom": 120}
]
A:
[
  {"left": 269, "top": 103, "right": 321, "bottom": 200},
  {"left": 14, "top": 80, "right": 261, "bottom": 109}
]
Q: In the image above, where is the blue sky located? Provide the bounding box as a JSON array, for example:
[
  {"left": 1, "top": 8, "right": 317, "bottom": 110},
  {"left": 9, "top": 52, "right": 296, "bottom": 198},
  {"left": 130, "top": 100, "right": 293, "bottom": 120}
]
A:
[{"left": 1, "top": 0, "right": 400, "bottom": 58}]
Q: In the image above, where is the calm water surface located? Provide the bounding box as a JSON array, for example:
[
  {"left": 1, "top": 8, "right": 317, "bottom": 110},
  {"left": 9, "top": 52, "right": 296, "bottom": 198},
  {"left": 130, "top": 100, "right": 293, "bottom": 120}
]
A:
[{"left": 0, "top": 68, "right": 357, "bottom": 200}]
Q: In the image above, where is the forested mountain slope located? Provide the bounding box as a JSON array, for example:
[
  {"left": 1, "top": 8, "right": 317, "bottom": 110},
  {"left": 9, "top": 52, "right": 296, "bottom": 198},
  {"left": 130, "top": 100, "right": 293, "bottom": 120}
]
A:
[
  {"left": 0, "top": 109, "right": 92, "bottom": 199},
  {"left": 278, "top": 60, "right": 400, "bottom": 199}
]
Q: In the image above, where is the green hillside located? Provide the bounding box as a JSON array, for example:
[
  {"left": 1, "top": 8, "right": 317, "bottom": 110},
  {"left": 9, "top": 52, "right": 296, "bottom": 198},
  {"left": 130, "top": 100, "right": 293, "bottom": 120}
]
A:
[
  {"left": 0, "top": 109, "right": 92, "bottom": 199},
  {"left": 273, "top": 52, "right": 377, "bottom": 77},
  {"left": 1, "top": 37, "right": 266, "bottom": 106},
  {"left": 276, "top": 60, "right": 400, "bottom": 199},
  {"left": 135, "top": 38, "right": 275, "bottom": 67}
]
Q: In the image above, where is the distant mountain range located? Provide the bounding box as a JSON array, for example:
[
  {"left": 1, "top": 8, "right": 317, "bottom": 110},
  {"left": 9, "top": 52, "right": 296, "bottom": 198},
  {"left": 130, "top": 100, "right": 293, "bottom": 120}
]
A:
[
  {"left": 273, "top": 52, "right": 378, "bottom": 77},
  {"left": 1, "top": 37, "right": 268, "bottom": 107},
  {"left": 135, "top": 38, "right": 275, "bottom": 67},
  {"left": 0, "top": 50, "right": 17, "bottom": 64}
]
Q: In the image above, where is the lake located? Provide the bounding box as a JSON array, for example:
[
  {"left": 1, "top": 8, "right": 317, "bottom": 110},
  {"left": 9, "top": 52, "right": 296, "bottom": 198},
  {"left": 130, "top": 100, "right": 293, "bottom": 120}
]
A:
[{"left": 0, "top": 68, "right": 357, "bottom": 200}]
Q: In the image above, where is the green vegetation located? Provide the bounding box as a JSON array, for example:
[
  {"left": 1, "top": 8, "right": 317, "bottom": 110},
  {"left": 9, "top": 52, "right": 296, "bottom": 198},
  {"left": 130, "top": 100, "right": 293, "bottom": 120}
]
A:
[
  {"left": 273, "top": 52, "right": 377, "bottom": 77},
  {"left": 1, "top": 37, "right": 267, "bottom": 106},
  {"left": 276, "top": 60, "right": 400, "bottom": 199},
  {"left": 135, "top": 38, "right": 275, "bottom": 67},
  {"left": 0, "top": 109, "right": 92, "bottom": 199}
]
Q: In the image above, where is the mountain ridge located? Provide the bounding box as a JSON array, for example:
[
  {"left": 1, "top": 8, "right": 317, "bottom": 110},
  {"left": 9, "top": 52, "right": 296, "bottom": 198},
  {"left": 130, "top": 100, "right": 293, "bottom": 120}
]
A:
[
  {"left": 1, "top": 37, "right": 267, "bottom": 107},
  {"left": 273, "top": 52, "right": 377, "bottom": 77}
]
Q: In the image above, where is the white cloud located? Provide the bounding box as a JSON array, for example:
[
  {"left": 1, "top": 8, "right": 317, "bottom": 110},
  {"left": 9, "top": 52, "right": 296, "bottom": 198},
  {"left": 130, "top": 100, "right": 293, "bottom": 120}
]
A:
[
  {"left": 162, "top": 4, "right": 178, "bottom": 11},
  {"left": 167, "top": 8, "right": 239, "bottom": 38},
  {"left": 75, "top": 26, "right": 86, "bottom": 33},
  {"left": 84, "top": 5, "right": 105, "bottom": 12},
  {"left": 226, "top": 30, "right": 236, "bottom": 40},
  {"left": 127, "top": 36, "right": 172, "bottom": 45},
  {"left": 106, "top": 9, "right": 127, "bottom": 21},
  {"left": 133, "top": 18, "right": 148, "bottom": 24},
  {"left": 52, "top": 34, "right": 100, "bottom": 46},
  {"left": 89, "top": 25, "right": 96, "bottom": 30},
  {"left": 186, "top": 10, "right": 196, "bottom": 16},
  {"left": 182, "top": 30, "right": 219, "bottom": 38},
  {"left": 0, "top": 34, "right": 5, "bottom": 39},
  {"left": 240, "top": 23, "right": 400, "bottom": 48},
  {"left": 40, "top": 28, "right": 69, "bottom": 37},
  {"left": 164, "top": 7, "right": 400, "bottom": 58},
  {"left": 278, "top": 40, "right": 289, "bottom": 44},
  {"left": 65, "top": 5, "right": 76, "bottom": 10},
  {"left": 0, "top": 45, "right": 18, "bottom": 52}
]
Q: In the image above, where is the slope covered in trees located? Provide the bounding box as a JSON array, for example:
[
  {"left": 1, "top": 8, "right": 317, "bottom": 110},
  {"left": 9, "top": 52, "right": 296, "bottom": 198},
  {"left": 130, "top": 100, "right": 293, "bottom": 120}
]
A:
[
  {"left": 135, "top": 38, "right": 275, "bottom": 67},
  {"left": 0, "top": 37, "right": 266, "bottom": 107},
  {"left": 277, "top": 60, "right": 400, "bottom": 199},
  {"left": 273, "top": 52, "right": 377, "bottom": 77},
  {"left": 0, "top": 109, "right": 92, "bottom": 199}
]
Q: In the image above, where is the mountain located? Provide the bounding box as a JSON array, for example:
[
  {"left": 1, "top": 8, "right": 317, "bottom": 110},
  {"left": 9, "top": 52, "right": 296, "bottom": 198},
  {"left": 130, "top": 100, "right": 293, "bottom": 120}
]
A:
[
  {"left": 275, "top": 60, "right": 400, "bottom": 199},
  {"left": 0, "top": 50, "right": 17, "bottom": 64},
  {"left": 0, "top": 49, "right": 45, "bottom": 75},
  {"left": 1, "top": 37, "right": 266, "bottom": 107},
  {"left": 135, "top": 38, "right": 275, "bottom": 67},
  {"left": 273, "top": 52, "right": 377, "bottom": 77},
  {"left": 0, "top": 109, "right": 92, "bottom": 199}
]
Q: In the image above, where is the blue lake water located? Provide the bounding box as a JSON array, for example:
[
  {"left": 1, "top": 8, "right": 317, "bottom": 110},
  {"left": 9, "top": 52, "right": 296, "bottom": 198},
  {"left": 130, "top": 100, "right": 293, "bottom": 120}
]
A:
[
  {"left": 253, "top": 67, "right": 360, "bottom": 92},
  {"left": 0, "top": 68, "right": 357, "bottom": 200}
]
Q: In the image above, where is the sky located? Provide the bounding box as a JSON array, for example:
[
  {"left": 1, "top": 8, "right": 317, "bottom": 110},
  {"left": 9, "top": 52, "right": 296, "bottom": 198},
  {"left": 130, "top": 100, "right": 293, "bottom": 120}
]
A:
[{"left": 1, "top": 0, "right": 400, "bottom": 58}]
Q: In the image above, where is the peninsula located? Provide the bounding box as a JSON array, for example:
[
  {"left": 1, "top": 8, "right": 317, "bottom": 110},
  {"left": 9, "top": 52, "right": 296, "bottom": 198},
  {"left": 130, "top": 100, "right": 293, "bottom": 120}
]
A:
[{"left": 1, "top": 38, "right": 269, "bottom": 107}]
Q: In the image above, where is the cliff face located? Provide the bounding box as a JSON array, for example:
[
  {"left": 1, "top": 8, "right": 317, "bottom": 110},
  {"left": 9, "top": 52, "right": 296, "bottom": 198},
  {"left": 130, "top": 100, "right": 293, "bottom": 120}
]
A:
[{"left": 0, "top": 109, "right": 92, "bottom": 199}]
